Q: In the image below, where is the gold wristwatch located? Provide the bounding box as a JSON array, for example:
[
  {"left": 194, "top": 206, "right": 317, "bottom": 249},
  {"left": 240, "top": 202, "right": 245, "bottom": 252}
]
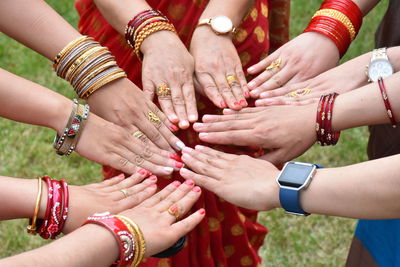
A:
[
  {"left": 197, "top": 16, "right": 236, "bottom": 35},
  {"left": 366, "top": 47, "right": 394, "bottom": 82}
]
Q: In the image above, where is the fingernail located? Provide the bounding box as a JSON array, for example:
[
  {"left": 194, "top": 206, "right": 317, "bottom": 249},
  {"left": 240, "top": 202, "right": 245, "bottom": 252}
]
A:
[
  {"left": 176, "top": 141, "right": 186, "bottom": 150},
  {"left": 199, "top": 133, "right": 208, "bottom": 139},
  {"left": 170, "top": 114, "right": 179, "bottom": 122},
  {"left": 146, "top": 170, "right": 152, "bottom": 176},
  {"left": 202, "top": 115, "right": 213, "bottom": 122},
  {"left": 185, "top": 180, "right": 195, "bottom": 186},
  {"left": 234, "top": 101, "right": 240, "bottom": 107},
  {"left": 193, "top": 123, "right": 203, "bottom": 130},
  {"left": 181, "top": 153, "right": 190, "bottom": 161},
  {"left": 188, "top": 115, "right": 198, "bottom": 122},
  {"left": 195, "top": 145, "right": 205, "bottom": 150},
  {"left": 180, "top": 168, "right": 190, "bottom": 174},
  {"left": 169, "top": 153, "right": 182, "bottom": 162},
  {"left": 172, "top": 180, "right": 181, "bottom": 187},
  {"left": 239, "top": 100, "right": 247, "bottom": 106},
  {"left": 179, "top": 120, "right": 189, "bottom": 128},
  {"left": 169, "top": 123, "right": 179, "bottom": 131},
  {"left": 163, "top": 167, "right": 174, "bottom": 174},
  {"left": 139, "top": 169, "right": 147, "bottom": 175},
  {"left": 248, "top": 81, "right": 256, "bottom": 89},
  {"left": 260, "top": 92, "right": 269, "bottom": 98},
  {"left": 220, "top": 101, "right": 227, "bottom": 108},
  {"left": 182, "top": 146, "right": 194, "bottom": 153},
  {"left": 192, "top": 186, "right": 201, "bottom": 193},
  {"left": 149, "top": 175, "right": 157, "bottom": 181},
  {"left": 117, "top": 173, "right": 125, "bottom": 179},
  {"left": 175, "top": 161, "right": 184, "bottom": 168},
  {"left": 250, "top": 91, "right": 259, "bottom": 98},
  {"left": 247, "top": 66, "right": 254, "bottom": 72},
  {"left": 244, "top": 90, "right": 250, "bottom": 98},
  {"left": 198, "top": 208, "right": 206, "bottom": 215}
]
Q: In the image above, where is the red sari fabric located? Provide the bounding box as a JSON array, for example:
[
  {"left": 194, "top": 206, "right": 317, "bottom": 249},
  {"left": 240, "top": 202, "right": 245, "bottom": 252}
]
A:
[{"left": 75, "top": 1, "right": 289, "bottom": 266}]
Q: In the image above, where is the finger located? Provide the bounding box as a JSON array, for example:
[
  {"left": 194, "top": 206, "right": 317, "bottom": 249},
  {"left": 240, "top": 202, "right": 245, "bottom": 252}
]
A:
[
  {"left": 200, "top": 113, "right": 254, "bottom": 123},
  {"left": 198, "top": 130, "right": 255, "bottom": 146},
  {"left": 250, "top": 67, "right": 296, "bottom": 98},
  {"left": 247, "top": 50, "right": 280, "bottom": 75},
  {"left": 159, "top": 98, "right": 180, "bottom": 124},
  {"left": 182, "top": 82, "right": 198, "bottom": 123},
  {"left": 259, "top": 85, "right": 296, "bottom": 99},
  {"left": 227, "top": 72, "right": 247, "bottom": 107},
  {"left": 163, "top": 186, "right": 202, "bottom": 224},
  {"left": 141, "top": 180, "right": 181, "bottom": 207},
  {"left": 182, "top": 146, "right": 225, "bottom": 169},
  {"left": 235, "top": 66, "right": 250, "bottom": 98},
  {"left": 180, "top": 168, "right": 220, "bottom": 189},
  {"left": 170, "top": 208, "right": 205, "bottom": 238},
  {"left": 194, "top": 144, "right": 234, "bottom": 161},
  {"left": 193, "top": 120, "right": 250, "bottom": 133},
  {"left": 109, "top": 153, "right": 139, "bottom": 175},
  {"left": 99, "top": 173, "right": 126, "bottom": 187},
  {"left": 154, "top": 180, "right": 195, "bottom": 212},
  {"left": 214, "top": 74, "right": 240, "bottom": 110},
  {"left": 196, "top": 72, "right": 226, "bottom": 108},
  {"left": 181, "top": 151, "right": 219, "bottom": 176},
  {"left": 170, "top": 83, "right": 190, "bottom": 129},
  {"left": 143, "top": 78, "right": 156, "bottom": 101},
  {"left": 117, "top": 176, "right": 158, "bottom": 201},
  {"left": 248, "top": 66, "right": 280, "bottom": 94},
  {"left": 222, "top": 107, "right": 266, "bottom": 115},
  {"left": 120, "top": 183, "right": 158, "bottom": 208}
]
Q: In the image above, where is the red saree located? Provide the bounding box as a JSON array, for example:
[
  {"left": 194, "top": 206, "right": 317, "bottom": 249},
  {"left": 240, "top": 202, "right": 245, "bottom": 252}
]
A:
[{"left": 75, "top": 1, "right": 289, "bottom": 266}]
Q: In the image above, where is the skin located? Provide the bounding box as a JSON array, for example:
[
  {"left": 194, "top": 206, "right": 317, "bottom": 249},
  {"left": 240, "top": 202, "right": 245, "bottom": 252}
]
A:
[
  {"left": 179, "top": 145, "right": 400, "bottom": 219},
  {"left": 193, "top": 71, "right": 400, "bottom": 165},
  {"left": 0, "top": 68, "right": 182, "bottom": 176},
  {"left": 0, "top": 181, "right": 205, "bottom": 266},
  {"left": 246, "top": 0, "right": 381, "bottom": 98},
  {"left": 0, "top": 0, "right": 185, "bottom": 154}
]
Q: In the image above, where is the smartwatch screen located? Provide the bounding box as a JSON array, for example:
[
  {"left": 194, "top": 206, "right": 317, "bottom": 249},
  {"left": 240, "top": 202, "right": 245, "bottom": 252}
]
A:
[{"left": 278, "top": 162, "right": 315, "bottom": 188}]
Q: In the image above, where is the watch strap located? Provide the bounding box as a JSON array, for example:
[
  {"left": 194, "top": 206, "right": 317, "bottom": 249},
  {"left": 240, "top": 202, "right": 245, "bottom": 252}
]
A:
[{"left": 197, "top": 18, "right": 211, "bottom": 27}]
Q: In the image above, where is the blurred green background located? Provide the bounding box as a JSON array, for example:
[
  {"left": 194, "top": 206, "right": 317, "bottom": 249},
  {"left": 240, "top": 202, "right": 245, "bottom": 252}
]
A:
[{"left": 0, "top": 0, "right": 388, "bottom": 265}]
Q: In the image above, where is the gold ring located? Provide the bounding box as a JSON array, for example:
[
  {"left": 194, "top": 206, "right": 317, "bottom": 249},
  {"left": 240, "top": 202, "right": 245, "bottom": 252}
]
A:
[
  {"left": 156, "top": 82, "right": 172, "bottom": 98},
  {"left": 167, "top": 205, "right": 180, "bottom": 220},
  {"left": 226, "top": 74, "right": 239, "bottom": 85},
  {"left": 287, "top": 88, "right": 312, "bottom": 98},
  {"left": 148, "top": 111, "right": 162, "bottom": 128},
  {"left": 266, "top": 58, "right": 282, "bottom": 71},
  {"left": 132, "top": 131, "right": 148, "bottom": 143},
  {"left": 120, "top": 189, "right": 129, "bottom": 198}
]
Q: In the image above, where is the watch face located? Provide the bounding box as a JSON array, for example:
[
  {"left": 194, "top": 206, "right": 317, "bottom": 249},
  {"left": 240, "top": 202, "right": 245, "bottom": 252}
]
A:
[
  {"left": 210, "top": 16, "right": 233, "bottom": 34},
  {"left": 368, "top": 59, "right": 394, "bottom": 82},
  {"left": 277, "top": 162, "right": 316, "bottom": 188}
]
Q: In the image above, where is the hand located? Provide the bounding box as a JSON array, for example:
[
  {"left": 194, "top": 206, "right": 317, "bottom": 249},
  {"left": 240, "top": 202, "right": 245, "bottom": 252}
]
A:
[
  {"left": 119, "top": 179, "right": 205, "bottom": 257},
  {"left": 76, "top": 113, "right": 184, "bottom": 176},
  {"left": 190, "top": 27, "right": 249, "bottom": 110},
  {"left": 254, "top": 51, "right": 372, "bottom": 106},
  {"left": 63, "top": 171, "right": 156, "bottom": 233},
  {"left": 87, "top": 78, "right": 186, "bottom": 154},
  {"left": 247, "top": 32, "right": 340, "bottom": 98},
  {"left": 179, "top": 145, "right": 280, "bottom": 211},
  {"left": 193, "top": 105, "right": 317, "bottom": 165},
  {"left": 141, "top": 31, "right": 198, "bottom": 129}
]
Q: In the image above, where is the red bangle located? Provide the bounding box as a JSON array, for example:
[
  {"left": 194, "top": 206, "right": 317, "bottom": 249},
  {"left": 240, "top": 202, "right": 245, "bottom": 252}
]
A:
[
  {"left": 316, "top": 93, "right": 340, "bottom": 146},
  {"left": 377, "top": 78, "right": 397, "bottom": 128},
  {"left": 84, "top": 213, "right": 136, "bottom": 267},
  {"left": 316, "top": 95, "right": 327, "bottom": 145},
  {"left": 40, "top": 180, "right": 63, "bottom": 239},
  {"left": 54, "top": 179, "right": 69, "bottom": 237}
]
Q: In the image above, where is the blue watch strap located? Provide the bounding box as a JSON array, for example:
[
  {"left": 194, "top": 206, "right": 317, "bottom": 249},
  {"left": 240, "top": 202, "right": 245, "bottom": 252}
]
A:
[{"left": 279, "top": 164, "right": 323, "bottom": 216}]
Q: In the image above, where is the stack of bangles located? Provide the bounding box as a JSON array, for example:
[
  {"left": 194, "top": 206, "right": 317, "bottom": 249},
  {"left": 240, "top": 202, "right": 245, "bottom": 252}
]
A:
[
  {"left": 125, "top": 9, "right": 177, "bottom": 60},
  {"left": 316, "top": 92, "right": 341, "bottom": 146},
  {"left": 53, "top": 99, "right": 89, "bottom": 156},
  {"left": 83, "top": 212, "right": 146, "bottom": 267},
  {"left": 304, "top": 0, "right": 363, "bottom": 57},
  {"left": 53, "top": 36, "right": 127, "bottom": 99},
  {"left": 27, "top": 176, "right": 69, "bottom": 240}
]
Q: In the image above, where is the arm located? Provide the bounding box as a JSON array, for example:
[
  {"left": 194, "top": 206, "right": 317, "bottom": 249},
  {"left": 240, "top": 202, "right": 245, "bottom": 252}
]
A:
[
  {"left": 0, "top": 0, "right": 184, "bottom": 152},
  {"left": 179, "top": 145, "right": 400, "bottom": 219}
]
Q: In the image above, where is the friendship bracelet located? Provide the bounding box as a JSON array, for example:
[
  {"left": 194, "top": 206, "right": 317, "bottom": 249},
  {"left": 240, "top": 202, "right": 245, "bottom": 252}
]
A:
[
  {"left": 377, "top": 77, "right": 397, "bottom": 128},
  {"left": 27, "top": 177, "right": 43, "bottom": 235}
]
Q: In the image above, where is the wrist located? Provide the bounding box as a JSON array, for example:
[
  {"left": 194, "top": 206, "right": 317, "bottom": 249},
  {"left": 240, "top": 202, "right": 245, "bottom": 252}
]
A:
[
  {"left": 48, "top": 97, "right": 73, "bottom": 135},
  {"left": 192, "top": 26, "right": 233, "bottom": 42},
  {"left": 140, "top": 30, "right": 180, "bottom": 55}
]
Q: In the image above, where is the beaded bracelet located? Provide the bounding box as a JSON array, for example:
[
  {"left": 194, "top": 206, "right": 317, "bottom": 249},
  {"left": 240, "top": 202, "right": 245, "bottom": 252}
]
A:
[
  {"left": 304, "top": 0, "right": 363, "bottom": 57},
  {"left": 377, "top": 77, "right": 397, "bottom": 128},
  {"left": 316, "top": 93, "right": 340, "bottom": 146},
  {"left": 53, "top": 36, "right": 127, "bottom": 99}
]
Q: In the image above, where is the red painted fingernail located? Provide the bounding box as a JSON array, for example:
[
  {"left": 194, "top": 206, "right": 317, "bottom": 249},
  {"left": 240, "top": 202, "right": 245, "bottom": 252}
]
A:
[
  {"left": 175, "top": 161, "right": 184, "bottom": 168},
  {"left": 239, "top": 100, "right": 247, "bottom": 106},
  {"left": 198, "top": 208, "right": 206, "bottom": 215},
  {"left": 220, "top": 101, "right": 227, "bottom": 108},
  {"left": 169, "top": 153, "right": 182, "bottom": 162},
  {"left": 244, "top": 90, "right": 250, "bottom": 98},
  {"left": 146, "top": 170, "right": 152, "bottom": 176},
  {"left": 117, "top": 173, "right": 125, "bottom": 179},
  {"left": 139, "top": 169, "right": 147, "bottom": 175},
  {"left": 192, "top": 186, "right": 201, "bottom": 193},
  {"left": 234, "top": 101, "right": 241, "bottom": 107},
  {"left": 149, "top": 175, "right": 157, "bottom": 181},
  {"left": 184, "top": 180, "right": 194, "bottom": 186},
  {"left": 172, "top": 181, "right": 181, "bottom": 187},
  {"left": 170, "top": 123, "right": 179, "bottom": 131}
]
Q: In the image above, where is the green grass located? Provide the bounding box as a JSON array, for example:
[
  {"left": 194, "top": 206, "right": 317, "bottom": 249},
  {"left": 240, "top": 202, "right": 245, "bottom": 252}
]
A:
[{"left": 0, "top": 0, "right": 388, "bottom": 265}]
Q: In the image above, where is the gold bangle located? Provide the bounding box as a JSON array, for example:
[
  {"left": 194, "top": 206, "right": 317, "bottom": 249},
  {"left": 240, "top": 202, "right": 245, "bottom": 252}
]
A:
[
  {"left": 313, "top": 9, "right": 356, "bottom": 41},
  {"left": 82, "top": 70, "right": 127, "bottom": 99},
  {"left": 27, "top": 177, "right": 43, "bottom": 235},
  {"left": 59, "top": 44, "right": 98, "bottom": 79},
  {"left": 74, "top": 60, "right": 116, "bottom": 92},
  {"left": 53, "top": 36, "right": 93, "bottom": 68}
]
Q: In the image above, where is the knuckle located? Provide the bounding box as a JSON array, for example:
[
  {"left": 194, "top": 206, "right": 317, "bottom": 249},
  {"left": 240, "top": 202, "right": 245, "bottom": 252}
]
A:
[
  {"left": 220, "top": 87, "right": 232, "bottom": 93},
  {"left": 172, "top": 96, "right": 185, "bottom": 105},
  {"left": 150, "top": 131, "right": 162, "bottom": 141}
]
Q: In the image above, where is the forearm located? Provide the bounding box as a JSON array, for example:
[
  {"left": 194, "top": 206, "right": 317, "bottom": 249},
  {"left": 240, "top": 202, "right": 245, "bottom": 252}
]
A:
[
  {"left": 93, "top": 0, "right": 151, "bottom": 35},
  {"left": 0, "top": 0, "right": 81, "bottom": 60},
  {"left": 0, "top": 68, "right": 70, "bottom": 133},
  {"left": 300, "top": 154, "right": 400, "bottom": 219},
  {"left": 199, "top": 0, "right": 254, "bottom": 26},
  {"left": 0, "top": 224, "right": 118, "bottom": 267},
  {"left": 353, "top": 0, "right": 381, "bottom": 15}
]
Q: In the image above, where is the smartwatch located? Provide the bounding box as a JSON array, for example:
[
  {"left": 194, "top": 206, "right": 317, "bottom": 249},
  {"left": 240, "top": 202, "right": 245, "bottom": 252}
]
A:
[
  {"left": 197, "top": 16, "right": 236, "bottom": 35},
  {"left": 366, "top": 47, "right": 394, "bottom": 82},
  {"left": 276, "top": 162, "right": 321, "bottom": 216}
]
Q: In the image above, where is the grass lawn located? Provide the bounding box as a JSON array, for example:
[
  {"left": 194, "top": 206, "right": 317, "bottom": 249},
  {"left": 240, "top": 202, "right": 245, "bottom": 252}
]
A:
[{"left": 0, "top": 0, "right": 388, "bottom": 265}]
